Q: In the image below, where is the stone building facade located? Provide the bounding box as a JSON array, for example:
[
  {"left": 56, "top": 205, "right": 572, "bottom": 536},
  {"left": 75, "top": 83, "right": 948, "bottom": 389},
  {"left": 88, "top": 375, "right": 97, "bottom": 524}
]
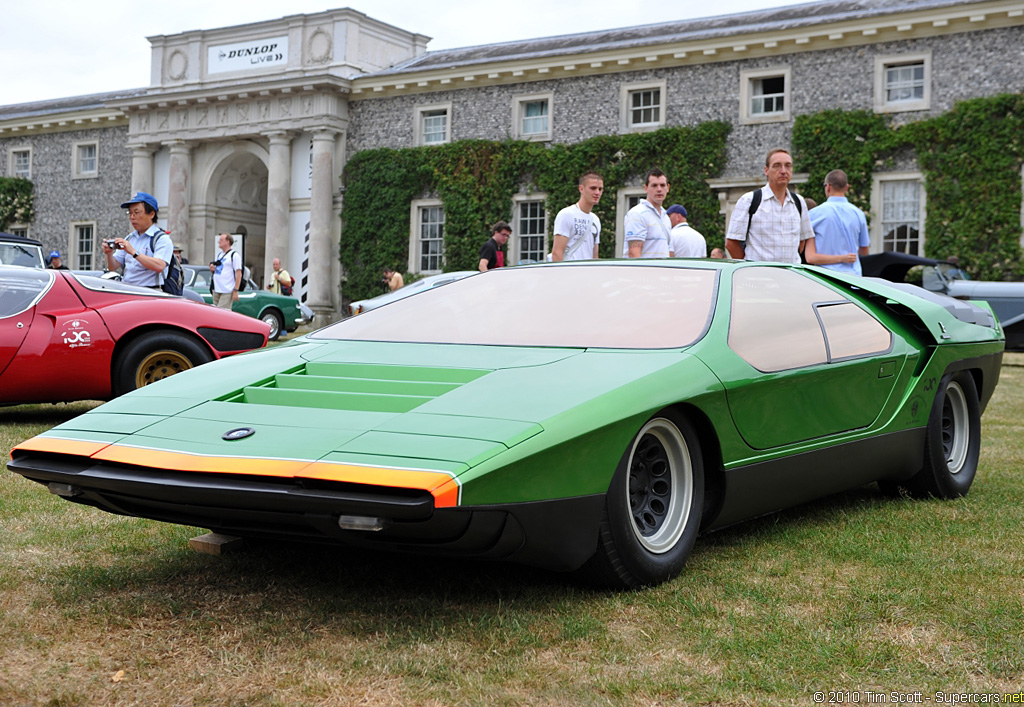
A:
[{"left": 2, "top": 0, "right": 1023, "bottom": 316}]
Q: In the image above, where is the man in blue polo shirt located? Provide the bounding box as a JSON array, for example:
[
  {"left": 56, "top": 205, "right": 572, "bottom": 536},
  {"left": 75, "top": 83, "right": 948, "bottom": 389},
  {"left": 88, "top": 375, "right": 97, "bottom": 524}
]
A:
[
  {"left": 805, "top": 169, "right": 870, "bottom": 275},
  {"left": 623, "top": 169, "right": 672, "bottom": 258},
  {"left": 103, "top": 192, "right": 172, "bottom": 288}
]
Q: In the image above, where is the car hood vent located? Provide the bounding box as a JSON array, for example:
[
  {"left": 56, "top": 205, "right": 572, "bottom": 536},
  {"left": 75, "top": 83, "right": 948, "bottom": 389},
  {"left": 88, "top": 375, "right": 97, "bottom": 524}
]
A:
[{"left": 227, "top": 361, "right": 490, "bottom": 413}]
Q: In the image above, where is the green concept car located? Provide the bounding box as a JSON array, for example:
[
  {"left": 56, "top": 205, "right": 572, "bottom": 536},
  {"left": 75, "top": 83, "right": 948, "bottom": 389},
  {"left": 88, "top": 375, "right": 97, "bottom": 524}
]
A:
[
  {"left": 184, "top": 265, "right": 312, "bottom": 340},
  {"left": 9, "top": 261, "right": 1004, "bottom": 588}
]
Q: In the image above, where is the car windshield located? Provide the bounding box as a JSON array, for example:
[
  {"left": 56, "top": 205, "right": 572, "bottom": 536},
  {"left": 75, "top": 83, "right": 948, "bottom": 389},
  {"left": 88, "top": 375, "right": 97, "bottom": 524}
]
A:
[
  {"left": 0, "top": 242, "right": 45, "bottom": 269},
  {"left": 315, "top": 264, "right": 717, "bottom": 349},
  {"left": 0, "top": 267, "right": 53, "bottom": 317}
]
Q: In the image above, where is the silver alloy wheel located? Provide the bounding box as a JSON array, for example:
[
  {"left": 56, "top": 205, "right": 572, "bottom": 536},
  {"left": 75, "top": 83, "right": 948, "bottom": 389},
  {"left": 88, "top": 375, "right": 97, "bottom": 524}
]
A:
[
  {"left": 626, "top": 417, "right": 694, "bottom": 554},
  {"left": 942, "top": 380, "right": 970, "bottom": 474}
]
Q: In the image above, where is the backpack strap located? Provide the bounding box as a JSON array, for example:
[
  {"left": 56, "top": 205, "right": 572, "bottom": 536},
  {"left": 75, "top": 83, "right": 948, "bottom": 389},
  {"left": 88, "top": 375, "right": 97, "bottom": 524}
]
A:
[{"left": 745, "top": 189, "right": 762, "bottom": 238}]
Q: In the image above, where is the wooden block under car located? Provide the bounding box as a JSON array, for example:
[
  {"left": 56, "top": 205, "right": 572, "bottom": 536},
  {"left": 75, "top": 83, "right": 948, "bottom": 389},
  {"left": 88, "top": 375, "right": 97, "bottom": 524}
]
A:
[{"left": 188, "top": 532, "right": 244, "bottom": 555}]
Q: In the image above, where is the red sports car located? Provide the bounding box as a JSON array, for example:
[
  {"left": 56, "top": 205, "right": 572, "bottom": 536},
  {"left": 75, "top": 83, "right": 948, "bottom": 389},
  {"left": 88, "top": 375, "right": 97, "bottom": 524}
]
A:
[{"left": 0, "top": 265, "right": 269, "bottom": 405}]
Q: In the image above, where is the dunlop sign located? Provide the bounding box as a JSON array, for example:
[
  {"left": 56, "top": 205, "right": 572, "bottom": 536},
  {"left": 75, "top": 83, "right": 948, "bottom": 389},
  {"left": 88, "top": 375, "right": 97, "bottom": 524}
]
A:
[{"left": 208, "top": 36, "right": 288, "bottom": 74}]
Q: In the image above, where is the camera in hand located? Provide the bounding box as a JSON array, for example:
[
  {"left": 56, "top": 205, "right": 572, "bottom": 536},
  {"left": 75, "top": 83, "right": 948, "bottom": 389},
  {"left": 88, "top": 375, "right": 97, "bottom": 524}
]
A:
[{"left": 105, "top": 239, "right": 122, "bottom": 250}]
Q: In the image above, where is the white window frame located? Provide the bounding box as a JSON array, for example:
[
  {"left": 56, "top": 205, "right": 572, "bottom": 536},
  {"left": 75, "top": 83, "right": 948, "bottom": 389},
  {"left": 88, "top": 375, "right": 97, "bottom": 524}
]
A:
[
  {"left": 874, "top": 52, "right": 931, "bottom": 113},
  {"left": 512, "top": 93, "right": 553, "bottom": 141},
  {"left": 9, "top": 146, "right": 32, "bottom": 179},
  {"left": 871, "top": 172, "right": 926, "bottom": 256},
  {"left": 511, "top": 193, "right": 548, "bottom": 264},
  {"left": 72, "top": 140, "right": 99, "bottom": 179},
  {"left": 620, "top": 80, "right": 666, "bottom": 133},
  {"left": 7, "top": 224, "right": 29, "bottom": 238},
  {"left": 739, "top": 67, "right": 791, "bottom": 125},
  {"left": 414, "top": 103, "right": 452, "bottom": 146},
  {"left": 69, "top": 221, "right": 98, "bottom": 271},
  {"left": 615, "top": 186, "right": 647, "bottom": 256},
  {"left": 408, "top": 198, "right": 445, "bottom": 274}
]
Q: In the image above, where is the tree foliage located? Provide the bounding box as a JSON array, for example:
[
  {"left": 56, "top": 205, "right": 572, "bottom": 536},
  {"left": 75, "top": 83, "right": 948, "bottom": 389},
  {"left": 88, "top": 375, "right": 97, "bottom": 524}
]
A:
[{"left": 0, "top": 178, "right": 34, "bottom": 230}]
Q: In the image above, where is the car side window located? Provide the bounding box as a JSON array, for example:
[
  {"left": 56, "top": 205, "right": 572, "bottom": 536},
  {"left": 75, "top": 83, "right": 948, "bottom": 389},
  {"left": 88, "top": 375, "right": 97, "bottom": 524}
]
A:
[{"left": 729, "top": 268, "right": 891, "bottom": 372}]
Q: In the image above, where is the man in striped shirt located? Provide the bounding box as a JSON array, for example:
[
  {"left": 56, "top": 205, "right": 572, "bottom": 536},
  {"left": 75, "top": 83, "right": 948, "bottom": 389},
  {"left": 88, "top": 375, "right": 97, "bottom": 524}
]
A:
[{"left": 725, "top": 148, "right": 813, "bottom": 264}]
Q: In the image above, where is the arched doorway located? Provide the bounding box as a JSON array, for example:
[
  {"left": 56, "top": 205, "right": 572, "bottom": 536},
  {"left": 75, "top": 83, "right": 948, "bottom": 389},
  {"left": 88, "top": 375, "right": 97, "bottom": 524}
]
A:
[{"left": 203, "top": 146, "right": 269, "bottom": 287}]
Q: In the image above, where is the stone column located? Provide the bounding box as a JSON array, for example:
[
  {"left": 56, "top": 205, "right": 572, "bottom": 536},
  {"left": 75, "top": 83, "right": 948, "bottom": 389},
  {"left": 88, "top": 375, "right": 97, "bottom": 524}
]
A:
[
  {"left": 166, "top": 140, "right": 192, "bottom": 257},
  {"left": 264, "top": 131, "right": 293, "bottom": 289},
  {"left": 307, "top": 129, "right": 336, "bottom": 317},
  {"left": 129, "top": 145, "right": 154, "bottom": 196}
]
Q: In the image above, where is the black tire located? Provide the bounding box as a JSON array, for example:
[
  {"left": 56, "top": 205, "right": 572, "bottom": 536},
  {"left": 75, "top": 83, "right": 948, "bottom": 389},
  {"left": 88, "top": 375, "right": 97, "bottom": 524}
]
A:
[
  {"left": 113, "top": 330, "right": 214, "bottom": 396},
  {"left": 261, "top": 309, "right": 284, "bottom": 341},
  {"left": 584, "top": 412, "right": 704, "bottom": 589},
  {"left": 900, "top": 371, "right": 981, "bottom": 499}
]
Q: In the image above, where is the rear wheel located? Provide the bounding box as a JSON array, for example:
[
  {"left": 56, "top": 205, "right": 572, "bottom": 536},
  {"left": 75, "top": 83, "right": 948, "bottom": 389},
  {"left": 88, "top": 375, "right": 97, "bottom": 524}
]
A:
[
  {"left": 584, "top": 412, "right": 704, "bottom": 589},
  {"left": 261, "top": 309, "right": 284, "bottom": 341},
  {"left": 114, "top": 331, "right": 214, "bottom": 396},
  {"left": 887, "top": 371, "right": 981, "bottom": 499}
]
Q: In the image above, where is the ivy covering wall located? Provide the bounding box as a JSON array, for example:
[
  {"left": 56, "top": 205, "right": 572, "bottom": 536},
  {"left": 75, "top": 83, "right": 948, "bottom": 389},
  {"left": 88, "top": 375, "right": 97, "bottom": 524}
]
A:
[
  {"left": 340, "top": 123, "right": 730, "bottom": 301},
  {"left": 0, "top": 177, "right": 34, "bottom": 230},
  {"left": 339, "top": 92, "right": 1024, "bottom": 302},
  {"left": 793, "top": 93, "right": 1024, "bottom": 281}
]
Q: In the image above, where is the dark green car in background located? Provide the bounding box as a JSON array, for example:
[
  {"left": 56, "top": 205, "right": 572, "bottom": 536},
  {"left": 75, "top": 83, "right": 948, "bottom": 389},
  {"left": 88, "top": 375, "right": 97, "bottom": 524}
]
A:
[{"left": 183, "top": 264, "right": 312, "bottom": 340}]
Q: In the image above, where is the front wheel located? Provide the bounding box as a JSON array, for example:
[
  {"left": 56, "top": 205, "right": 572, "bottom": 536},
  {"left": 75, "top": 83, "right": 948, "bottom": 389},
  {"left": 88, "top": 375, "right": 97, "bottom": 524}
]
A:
[
  {"left": 261, "top": 309, "right": 284, "bottom": 341},
  {"left": 897, "top": 371, "right": 981, "bottom": 499},
  {"left": 113, "top": 330, "right": 214, "bottom": 396},
  {"left": 584, "top": 412, "right": 704, "bottom": 589}
]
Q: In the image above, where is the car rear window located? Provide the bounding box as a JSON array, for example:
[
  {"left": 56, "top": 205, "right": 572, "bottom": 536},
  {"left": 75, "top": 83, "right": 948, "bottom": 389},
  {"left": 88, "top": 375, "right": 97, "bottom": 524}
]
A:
[
  {"left": 0, "top": 267, "right": 52, "bottom": 317},
  {"left": 316, "top": 264, "right": 717, "bottom": 349}
]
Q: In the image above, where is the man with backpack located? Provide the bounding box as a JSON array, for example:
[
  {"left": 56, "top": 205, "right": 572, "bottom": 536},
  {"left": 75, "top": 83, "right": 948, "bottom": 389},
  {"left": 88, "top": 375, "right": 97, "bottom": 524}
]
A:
[
  {"left": 103, "top": 192, "right": 173, "bottom": 289},
  {"left": 210, "top": 233, "right": 242, "bottom": 309},
  {"left": 268, "top": 258, "right": 294, "bottom": 295},
  {"left": 725, "top": 148, "right": 813, "bottom": 263}
]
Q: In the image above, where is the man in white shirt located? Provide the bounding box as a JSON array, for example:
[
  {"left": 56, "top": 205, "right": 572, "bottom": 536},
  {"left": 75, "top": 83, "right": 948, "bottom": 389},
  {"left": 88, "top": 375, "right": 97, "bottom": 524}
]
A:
[
  {"left": 725, "top": 148, "right": 813, "bottom": 263},
  {"left": 623, "top": 169, "right": 672, "bottom": 258},
  {"left": 666, "top": 204, "right": 707, "bottom": 258},
  {"left": 209, "top": 233, "right": 242, "bottom": 309},
  {"left": 552, "top": 172, "right": 603, "bottom": 261}
]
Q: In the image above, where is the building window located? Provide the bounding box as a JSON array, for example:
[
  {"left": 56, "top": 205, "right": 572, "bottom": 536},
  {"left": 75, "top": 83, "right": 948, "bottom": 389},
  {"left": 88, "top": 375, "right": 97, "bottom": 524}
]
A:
[
  {"left": 874, "top": 53, "right": 931, "bottom": 113},
  {"left": 615, "top": 187, "right": 646, "bottom": 255},
  {"left": 71, "top": 222, "right": 96, "bottom": 270},
  {"left": 73, "top": 141, "right": 98, "bottom": 178},
  {"left": 513, "top": 197, "right": 547, "bottom": 264},
  {"left": 620, "top": 80, "right": 666, "bottom": 133},
  {"left": 409, "top": 199, "right": 445, "bottom": 274},
  {"left": 872, "top": 174, "right": 924, "bottom": 255},
  {"left": 414, "top": 103, "right": 452, "bottom": 146},
  {"left": 9, "top": 148, "right": 32, "bottom": 179},
  {"left": 512, "top": 93, "right": 553, "bottom": 141},
  {"left": 8, "top": 226, "right": 28, "bottom": 238},
  {"left": 740, "top": 67, "right": 791, "bottom": 124}
]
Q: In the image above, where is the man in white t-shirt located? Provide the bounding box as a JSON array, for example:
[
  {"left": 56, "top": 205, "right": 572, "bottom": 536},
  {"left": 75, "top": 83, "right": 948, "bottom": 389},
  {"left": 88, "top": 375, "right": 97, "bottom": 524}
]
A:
[
  {"left": 666, "top": 204, "right": 707, "bottom": 258},
  {"left": 552, "top": 172, "right": 603, "bottom": 261},
  {"left": 209, "top": 233, "right": 242, "bottom": 309}
]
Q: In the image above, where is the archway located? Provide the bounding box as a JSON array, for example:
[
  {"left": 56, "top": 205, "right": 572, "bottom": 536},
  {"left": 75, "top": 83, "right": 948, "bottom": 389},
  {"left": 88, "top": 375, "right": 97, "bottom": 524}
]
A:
[{"left": 202, "top": 145, "right": 269, "bottom": 287}]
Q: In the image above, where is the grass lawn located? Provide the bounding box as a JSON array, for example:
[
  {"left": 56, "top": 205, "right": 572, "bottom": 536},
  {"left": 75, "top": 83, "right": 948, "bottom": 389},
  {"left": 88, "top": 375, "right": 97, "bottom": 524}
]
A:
[{"left": 1, "top": 357, "right": 1022, "bottom": 705}]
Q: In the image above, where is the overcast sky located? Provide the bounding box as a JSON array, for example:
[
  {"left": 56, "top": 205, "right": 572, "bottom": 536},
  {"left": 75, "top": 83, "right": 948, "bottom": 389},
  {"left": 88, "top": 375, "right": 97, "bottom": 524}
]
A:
[{"left": 0, "top": 0, "right": 807, "bottom": 106}]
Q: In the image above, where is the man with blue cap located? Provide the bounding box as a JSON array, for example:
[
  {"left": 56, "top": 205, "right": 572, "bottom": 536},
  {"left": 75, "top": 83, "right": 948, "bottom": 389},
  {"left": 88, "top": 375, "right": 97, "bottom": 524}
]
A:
[
  {"left": 103, "top": 191, "right": 172, "bottom": 288},
  {"left": 47, "top": 250, "right": 69, "bottom": 270}
]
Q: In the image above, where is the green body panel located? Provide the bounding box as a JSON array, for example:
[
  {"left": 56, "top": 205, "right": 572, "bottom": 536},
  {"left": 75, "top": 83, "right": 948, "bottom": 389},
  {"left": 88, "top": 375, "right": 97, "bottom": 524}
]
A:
[{"left": 33, "top": 261, "right": 1004, "bottom": 513}]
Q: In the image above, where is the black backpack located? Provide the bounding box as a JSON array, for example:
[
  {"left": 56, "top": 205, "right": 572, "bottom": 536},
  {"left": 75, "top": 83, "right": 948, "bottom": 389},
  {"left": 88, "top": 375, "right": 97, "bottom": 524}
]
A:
[{"left": 150, "top": 230, "right": 184, "bottom": 296}]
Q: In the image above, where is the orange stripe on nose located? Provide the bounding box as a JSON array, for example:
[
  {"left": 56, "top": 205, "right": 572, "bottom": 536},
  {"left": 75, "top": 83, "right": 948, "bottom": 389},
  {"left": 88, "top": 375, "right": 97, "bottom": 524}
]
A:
[{"left": 14, "top": 435, "right": 460, "bottom": 508}]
